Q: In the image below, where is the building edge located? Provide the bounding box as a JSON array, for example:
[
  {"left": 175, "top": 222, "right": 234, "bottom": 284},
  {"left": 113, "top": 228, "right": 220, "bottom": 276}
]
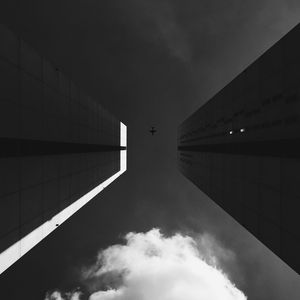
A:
[{"left": 0, "top": 122, "right": 127, "bottom": 275}]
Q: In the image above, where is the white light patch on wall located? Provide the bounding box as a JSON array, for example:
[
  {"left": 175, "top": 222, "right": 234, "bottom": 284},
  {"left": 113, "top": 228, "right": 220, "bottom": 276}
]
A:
[
  {"left": 120, "top": 122, "right": 127, "bottom": 172},
  {"left": 0, "top": 122, "right": 127, "bottom": 275}
]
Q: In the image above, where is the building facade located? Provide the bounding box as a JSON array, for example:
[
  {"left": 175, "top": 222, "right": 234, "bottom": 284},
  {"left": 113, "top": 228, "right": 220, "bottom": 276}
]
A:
[
  {"left": 178, "top": 24, "right": 300, "bottom": 274},
  {"left": 0, "top": 24, "right": 127, "bottom": 274}
]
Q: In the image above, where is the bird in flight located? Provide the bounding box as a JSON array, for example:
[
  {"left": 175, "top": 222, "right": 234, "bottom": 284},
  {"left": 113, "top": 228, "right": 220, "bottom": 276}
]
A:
[{"left": 149, "top": 126, "right": 157, "bottom": 135}]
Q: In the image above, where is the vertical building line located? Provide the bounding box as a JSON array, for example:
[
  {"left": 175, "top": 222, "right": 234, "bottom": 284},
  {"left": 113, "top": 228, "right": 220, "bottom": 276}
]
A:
[
  {"left": 17, "top": 34, "right": 22, "bottom": 258},
  {"left": 279, "top": 157, "right": 283, "bottom": 257},
  {"left": 41, "top": 55, "right": 46, "bottom": 228},
  {"left": 257, "top": 157, "right": 262, "bottom": 241}
]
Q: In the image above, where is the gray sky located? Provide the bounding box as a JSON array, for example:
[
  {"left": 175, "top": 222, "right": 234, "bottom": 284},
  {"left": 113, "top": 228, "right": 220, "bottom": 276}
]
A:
[{"left": 0, "top": 0, "right": 300, "bottom": 299}]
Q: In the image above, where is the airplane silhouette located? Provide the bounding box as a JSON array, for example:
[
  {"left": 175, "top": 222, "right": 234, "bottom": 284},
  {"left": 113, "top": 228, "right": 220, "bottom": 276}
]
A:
[{"left": 149, "top": 126, "right": 157, "bottom": 135}]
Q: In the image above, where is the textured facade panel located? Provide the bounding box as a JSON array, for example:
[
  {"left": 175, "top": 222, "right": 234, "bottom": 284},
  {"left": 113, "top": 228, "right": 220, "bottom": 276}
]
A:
[
  {"left": 20, "top": 40, "right": 42, "bottom": 79},
  {"left": 0, "top": 59, "right": 19, "bottom": 103},
  {"left": 0, "top": 24, "right": 127, "bottom": 274},
  {"left": 178, "top": 23, "right": 300, "bottom": 274},
  {"left": 0, "top": 25, "right": 18, "bottom": 64}
]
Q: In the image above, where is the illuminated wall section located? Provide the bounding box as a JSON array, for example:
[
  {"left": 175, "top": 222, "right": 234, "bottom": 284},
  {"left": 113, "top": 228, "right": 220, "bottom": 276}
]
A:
[
  {"left": 0, "top": 24, "right": 127, "bottom": 274},
  {"left": 178, "top": 23, "right": 300, "bottom": 274}
]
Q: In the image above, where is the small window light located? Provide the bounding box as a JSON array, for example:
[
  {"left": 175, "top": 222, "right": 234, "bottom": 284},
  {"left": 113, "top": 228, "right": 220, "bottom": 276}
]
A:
[
  {"left": 229, "top": 131, "right": 233, "bottom": 135},
  {"left": 240, "top": 128, "right": 245, "bottom": 132}
]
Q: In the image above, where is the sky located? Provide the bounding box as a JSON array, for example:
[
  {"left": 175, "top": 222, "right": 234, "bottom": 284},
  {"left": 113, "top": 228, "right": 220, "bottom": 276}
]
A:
[{"left": 0, "top": 0, "right": 300, "bottom": 299}]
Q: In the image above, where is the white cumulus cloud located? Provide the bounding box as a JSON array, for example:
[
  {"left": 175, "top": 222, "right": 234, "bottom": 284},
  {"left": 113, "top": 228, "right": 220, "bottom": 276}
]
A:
[
  {"left": 82, "top": 229, "right": 247, "bottom": 300},
  {"left": 44, "top": 290, "right": 83, "bottom": 300}
]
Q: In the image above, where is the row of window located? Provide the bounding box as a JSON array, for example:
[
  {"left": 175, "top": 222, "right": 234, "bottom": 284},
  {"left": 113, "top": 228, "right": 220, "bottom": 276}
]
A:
[
  {"left": 180, "top": 91, "right": 299, "bottom": 142},
  {"left": 179, "top": 113, "right": 299, "bottom": 144}
]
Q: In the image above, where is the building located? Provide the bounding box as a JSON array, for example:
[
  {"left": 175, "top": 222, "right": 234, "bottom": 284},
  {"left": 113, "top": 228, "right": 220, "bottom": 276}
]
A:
[
  {"left": 0, "top": 24, "right": 127, "bottom": 274},
  {"left": 178, "top": 23, "right": 300, "bottom": 274}
]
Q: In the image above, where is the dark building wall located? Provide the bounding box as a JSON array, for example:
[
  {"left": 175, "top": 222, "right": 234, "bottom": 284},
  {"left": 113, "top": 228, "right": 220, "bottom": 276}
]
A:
[
  {"left": 0, "top": 152, "right": 119, "bottom": 255},
  {"left": 0, "top": 24, "right": 125, "bottom": 271},
  {"left": 0, "top": 25, "right": 120, "bottom": 145},
  {"left": 178, "top": 23, "right": 300, "bottom": 274}
]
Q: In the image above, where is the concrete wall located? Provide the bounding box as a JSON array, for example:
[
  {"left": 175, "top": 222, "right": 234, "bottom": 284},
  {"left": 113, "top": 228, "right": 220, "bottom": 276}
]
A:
[
  {"left": 0, "top": 152, "right": 119, "bottom": 254},
  {"left": 0, "top": 24, "right": 120, "bottom": 145},
  {"left": 179, "top": 24, "right": 300, "bottom": 146},
  {"left": 0, "top": 24, "right": 126, "bottom": 274},
  {"left": 178, "top": 23, "right": 300, "bottom": 274}
]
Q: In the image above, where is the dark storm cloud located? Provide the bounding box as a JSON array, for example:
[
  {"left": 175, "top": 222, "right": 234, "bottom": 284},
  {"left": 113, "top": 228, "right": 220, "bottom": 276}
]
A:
[{"left": 0, "top": 1, "right": 300, "bottom": 299}]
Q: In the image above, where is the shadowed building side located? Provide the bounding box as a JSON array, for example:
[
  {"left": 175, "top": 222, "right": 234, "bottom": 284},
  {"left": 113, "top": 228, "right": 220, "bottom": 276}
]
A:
[
  {"left": 178, "top": 23, "right": 300, "bottom": 274},
  {"left": 0, "top": 24, "right": 127, "bottom": 274}
]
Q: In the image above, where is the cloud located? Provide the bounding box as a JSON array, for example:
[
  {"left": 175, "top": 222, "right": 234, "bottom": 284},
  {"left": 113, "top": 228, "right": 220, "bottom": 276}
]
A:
[
  {"left": 131, "top": 0, "right": 192, "bottom": 63},
  {"left": 194, "top": 232, "right": 236, "bottom": 268},
  {"left": 82, "top": 228, "right": 246, "bottom": 300},
  {"left": 44, "top": 290, "right": 83, "bottom": 300},
  {"left": 45, "top": 291, "right": 65, "bottom": 300}
]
